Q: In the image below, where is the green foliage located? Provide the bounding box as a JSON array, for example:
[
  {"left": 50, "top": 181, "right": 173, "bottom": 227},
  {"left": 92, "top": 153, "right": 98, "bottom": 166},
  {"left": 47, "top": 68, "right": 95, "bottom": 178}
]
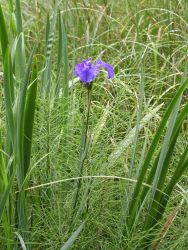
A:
[
  {"left": 0, "top": 0, "right": 188, "bottom": 249},
  {"left": 0, "top": 1, "right": 36, "bottom": 248}
]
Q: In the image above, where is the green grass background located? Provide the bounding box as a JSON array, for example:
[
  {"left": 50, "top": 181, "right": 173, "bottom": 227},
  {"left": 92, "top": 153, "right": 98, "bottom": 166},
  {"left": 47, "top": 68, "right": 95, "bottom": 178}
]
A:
[{"left": 0, "top": 0, "right": 188, "bottom": 249}]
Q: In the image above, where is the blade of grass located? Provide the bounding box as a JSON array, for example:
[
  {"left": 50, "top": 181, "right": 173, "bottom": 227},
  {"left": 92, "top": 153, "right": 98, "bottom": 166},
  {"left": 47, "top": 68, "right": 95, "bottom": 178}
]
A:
[
  {"left": 61, "top": 222, "right": 85, "bottom": 250},
  {"left": 23, "top": 57, "right": 38, "bottom": 177},
  {"left": 0, "top": 164, "right": 15, "bottom": 222},
  {"left": 0, "top": 125, "right": 11, "bottom": 249},
  {"left": 16, "top": 47, "right": 35, "bottom": 187},
  {"left": 16, "top": 0, "right": 23, "bottom": 35},
  {"left": 8, "top": 0, "right": 13, "bottom": 12},
  {"left": 0, "top": 4, "right": 14, "bottom": 104},
  {"left": 41, "top": 5, "right": 57, "bottom": 95},
  {"left": 128, "top": 59, "right": 145, "bottom": 177},
  {"left": 0, "top": 126, "right": 8, "bottom": 191},
  {"left": 45, "top": 13, "right": 50, "bottom": 47},
  {"left": 15, "top": 33, "right": 26, "bottom": 82},
  {"left": 2, "top": 47, "right": 14, "bottom": 146},
  {"left": 0, "top": 5, "right": 9, "bottom": 60},
  {"left": 157, "top": 145, "right": 188, "bottom": 222},
  {"left": 55, "top": 10, "right": 63, "bottom": 95},
  {"left": 15, "top": 232, "right": 27, "bottom": 250},
  {"left": 59, "top": 11, "right": 69, "bottom": 117},
  {"left": 15, "top": 0, "right": 25, "bottom": 82},
  {"left": 58, "top": 10, "right": 69, "bottom": 165}
]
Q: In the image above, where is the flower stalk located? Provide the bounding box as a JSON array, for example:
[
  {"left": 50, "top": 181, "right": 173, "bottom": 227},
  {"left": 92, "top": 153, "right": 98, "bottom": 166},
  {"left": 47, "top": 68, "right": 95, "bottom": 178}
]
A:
[{"left": 72, "top": 84, "right": 92, "bottom": 212}]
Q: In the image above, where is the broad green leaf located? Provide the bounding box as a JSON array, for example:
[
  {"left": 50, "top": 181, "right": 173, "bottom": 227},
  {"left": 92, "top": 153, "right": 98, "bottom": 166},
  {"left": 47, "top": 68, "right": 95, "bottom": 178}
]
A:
[
  {"left": 16, "top": 47, "right": 35, "bottom": 187},
  {"left": 16, "top": 0, "right": 23, "bottom": 35},
  {"left": 15, "top": 32, "right": 26, "bottom": 81},
  {"left": 0, "top": 5, "right": 9, "bottom": 60},
  {"left": 23, "top": 57, "right": 38, "bottom": 177},
  {"left": 3, "top": 48, "right": 14, "bottom": 146}
]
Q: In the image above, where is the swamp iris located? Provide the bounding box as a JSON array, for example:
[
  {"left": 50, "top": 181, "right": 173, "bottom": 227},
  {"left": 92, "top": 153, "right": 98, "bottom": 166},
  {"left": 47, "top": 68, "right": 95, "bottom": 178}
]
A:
[
  {"left": 72, "top": 57, "right": 114, "bottom": 212},
  {"left": 74, "top": 58, "right": 114, "bottom": 84}
]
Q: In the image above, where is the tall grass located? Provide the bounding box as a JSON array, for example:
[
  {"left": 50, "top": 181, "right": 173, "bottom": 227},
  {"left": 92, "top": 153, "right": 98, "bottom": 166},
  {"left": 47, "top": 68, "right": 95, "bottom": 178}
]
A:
[
  {"left": 0, "top": 0, "right": 188, "bottom": 249},
  {"left": 0, "top": 1, "right": 36, "bottom": 248}
]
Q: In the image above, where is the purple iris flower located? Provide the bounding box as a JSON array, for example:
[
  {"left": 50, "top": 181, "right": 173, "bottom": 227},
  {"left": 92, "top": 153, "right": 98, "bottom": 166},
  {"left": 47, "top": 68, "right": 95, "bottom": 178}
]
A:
[{"left": 74, "top": 58, "right": 114, "bottom": 84}]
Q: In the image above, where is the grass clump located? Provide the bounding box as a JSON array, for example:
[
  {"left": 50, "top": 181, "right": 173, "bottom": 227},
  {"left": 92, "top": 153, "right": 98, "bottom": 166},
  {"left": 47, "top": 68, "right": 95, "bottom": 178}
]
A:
[{"left": 0, "top": 0, "right": 188, "bottom": 249}]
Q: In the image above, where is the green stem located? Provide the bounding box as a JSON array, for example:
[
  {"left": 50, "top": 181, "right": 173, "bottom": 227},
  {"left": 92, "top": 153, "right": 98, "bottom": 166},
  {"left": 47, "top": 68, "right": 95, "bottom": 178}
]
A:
[
  {"left": 84, "top": 85, "right": 92, "bottom": 149},
  {"left": 71, "top": 83, "right": 92, "bottom": 215}
]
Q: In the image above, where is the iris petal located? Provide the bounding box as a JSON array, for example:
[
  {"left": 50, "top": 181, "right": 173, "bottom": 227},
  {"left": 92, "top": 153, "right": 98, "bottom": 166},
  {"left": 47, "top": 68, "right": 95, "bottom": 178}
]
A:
[
  {"left": 96, "top": 59, "right": 114, "bottom": 79},
  {"left": 74, "top": 59, "right": 100, "bottom": 83},
  {"left": 74, "top": 61, "right": 85, "bottom": 77},
  {"left": 78, "top": 68, "right": 96, "bottom": 83}
]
